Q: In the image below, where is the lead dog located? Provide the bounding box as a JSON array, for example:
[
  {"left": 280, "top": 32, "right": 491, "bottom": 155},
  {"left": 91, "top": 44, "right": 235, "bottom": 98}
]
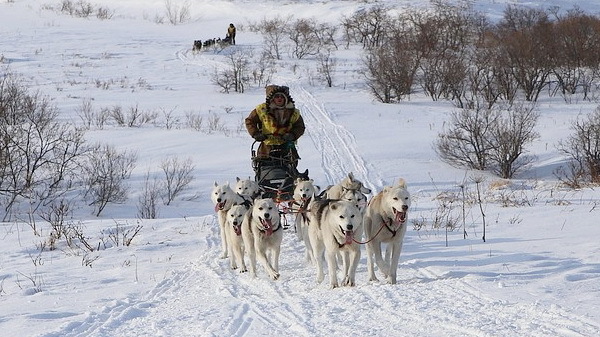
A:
[
  {"left": 225, "top": 204, "right": 248, "bottom": 272},
  {"left": 242, "top": 198, "right": 283, "bottom": 280},
  {"left": 308, "top": 199, "right": 363, "bottom": 288},
  {"left": 363, "top": 178, "right": 411, "bottom": 284},
  {"left": 211, "top": 182, "right": 251, "bottom": 259}
]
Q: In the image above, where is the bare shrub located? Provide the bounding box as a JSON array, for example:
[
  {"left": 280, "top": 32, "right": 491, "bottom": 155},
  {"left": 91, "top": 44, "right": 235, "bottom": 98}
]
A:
[
  {"left": 436, "top": 103, "right": 539, "bottom": 178},
  {"left": 83, "top": 144, "right": 137, "bottom": 216},
  {"left": 436, "top": 105, "right": 499, "bottom": 172},
  {"left": 363, "top": 30, "right": 420, "bottom": 103},
  {"left": 316, "top": 51, "right": 336, "bottom": 87},
  {"left": 341, "top": 5, "right": 392, "bottom": 49},
  {"left": 101, "top": 220, "right": 143, "bottom": 247},
  {"left": 164, "top": 0, "right": 191, "bottom": 25},
  {"left": 287, "top": 18, "right": 322, "bottom": 59},
  {"left": 206, "top": 113, "right": 226, "bottom": 134},
  {"left": 0, "top": 73, "right": 86, "bottom": 221},
  {"left": 138, "top": 172, "right": 160, "bottom": 219},
  {"left": 249, "top": 16, "right": 290, "bottom": 60},
  {"left": 185, "top": 111, "right": 203, "bottom": 131},
  {"left": 110, "top": 104, "right": 157, "bottom": 127},
  {"left": 160, "top": 157, "right": 194, "bottom": 205},
  {"left": 487, "top": 102, "right": 539, "bottom": 178},
  {"left": 251, "top": 51, "right": 275, "bottom": 87},
  {"left": 96, "top": 6, "right": 114, "bottom": 20},
  {"left": 556, "top": 106, "right": 600, "bottom": 185},
  {"left": 492, "top": 6, "right": 555, "bottom": 102}
]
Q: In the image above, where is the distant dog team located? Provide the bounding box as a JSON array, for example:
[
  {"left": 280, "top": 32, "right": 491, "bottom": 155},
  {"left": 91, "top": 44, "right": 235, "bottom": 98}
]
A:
[{"left": 210, "top": 173, "right": 411, "bottom": 287}]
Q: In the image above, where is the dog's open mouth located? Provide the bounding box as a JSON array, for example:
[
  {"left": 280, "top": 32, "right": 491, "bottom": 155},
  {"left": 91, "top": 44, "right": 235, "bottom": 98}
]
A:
[
  {"left": 340, "top": 226, "right": 354, "bottom": 245},
  {"left": 393, "top": 207, "right": 407, "bottom": 224},
  {"left": 214, "top": 201, "right": 226, "bottom": 212},
  {"left": 260, "top": 217, "right": 273, "bottom": 236},
  {"left": 233, "top": 223, "right": 242, "bottom": 236}
]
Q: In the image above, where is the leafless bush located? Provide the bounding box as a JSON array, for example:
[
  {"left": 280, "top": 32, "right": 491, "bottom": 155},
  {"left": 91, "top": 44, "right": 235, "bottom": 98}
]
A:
[
  {"left": 185, "top": 111, "right": 203, "bottom": 131},
  {"left": 487, "top": 102, "right": 539, "bottom": 178},
  {"left": 251, "top": 51, "right": 275, "bottom": 87},
  {"left": 224, "top": 49, "right": 253, "bottom": 93},
  {"left": 249, "top": 16, "right": 290, "bottom": 60},
  {"left": 160, "top": 107, "right": 180, "bottom": 130},
  {"left": 316, "top": 51, "right": 336, "bottom": 87},
  {"left": 556, "top": 106, "right": 600, "bottom": 186},
  {"left": 101, "top": 220, "right": 143, "bottom": 247},
  {"left": 0, "top": 73, "right": 86, "bottom": 221},
  {"left": 287, "top": 18, "right": 322, "bottom": 59},
  {"left": 110, "top": 104, "right": 157, "bottom": 127},
  {"left": 138, "top": 172, "right": 160, "bottom": 219},
  {"left": 164, "top": 0, "right": 191, "bottom": 25},
  {"left": 96, "top": 6, "right": 114, "bottom": 20},
  {"left": 206, "top": 113, "right": 226, "bottom": 134},
  {"left": 436, "top": 103, "right": 539, "bottom": 178},
  {"left": 492, "top": 6, "right": 555, "bottom": 102},
  {"left": 436, "top": 106, "right": 498, "bottom": 171},
  {"left": 161, "top": 157, "right": 194, "bottom": 205},
  {"left": 363, "top": 32, "right": 420, "bottom": 103},
  {"left": 341, "top": 5, "right": 392, "bottom": 49},
  {"left": 83, "top": 144, "right": 137, "bottom": 216}
]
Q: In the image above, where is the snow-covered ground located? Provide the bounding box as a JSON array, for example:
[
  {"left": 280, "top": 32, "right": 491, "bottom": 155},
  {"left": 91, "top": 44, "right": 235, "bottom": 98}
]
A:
[{"left": 1, "top": 1, "right": 599, "bottom": 336}]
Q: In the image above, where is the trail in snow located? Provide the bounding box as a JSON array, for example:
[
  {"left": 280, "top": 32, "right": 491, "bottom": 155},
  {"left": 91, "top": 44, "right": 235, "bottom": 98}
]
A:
[{"left": 291, "top": 85, "right": 383, "bottom": 192}]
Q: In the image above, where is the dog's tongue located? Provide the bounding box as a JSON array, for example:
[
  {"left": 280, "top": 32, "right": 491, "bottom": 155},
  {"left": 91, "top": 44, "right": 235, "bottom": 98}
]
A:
[
  {"left": 214, "top": 201, "right": 225, "bottom": 212},
  {"left": 234, "top": 225, "right": 242, "bottom": 236},
  {"left": 394, "top": 208, "right": 406, "bottom": 224},
  {"left": 262, "top": 218, "right": 273, "bottom": 236},
  {"left": 345, "top": 230, "right": 354, "bottom": 245}
]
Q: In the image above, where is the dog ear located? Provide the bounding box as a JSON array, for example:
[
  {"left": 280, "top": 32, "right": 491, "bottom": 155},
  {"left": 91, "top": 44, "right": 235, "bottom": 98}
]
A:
[
  {"left": 236, "top": 177, "right": 241, "bottom": 182},
  {"left": 397, "top": 178, "right": 407, "bottom": 188},
  {"left": 214, "top": 181, "right": 218, "bottom": 187}
]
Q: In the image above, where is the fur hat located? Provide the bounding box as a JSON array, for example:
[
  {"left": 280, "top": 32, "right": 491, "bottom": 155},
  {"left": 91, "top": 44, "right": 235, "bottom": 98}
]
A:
[{"left": 265, "top": 85, "right": 294, "bottom": 107}]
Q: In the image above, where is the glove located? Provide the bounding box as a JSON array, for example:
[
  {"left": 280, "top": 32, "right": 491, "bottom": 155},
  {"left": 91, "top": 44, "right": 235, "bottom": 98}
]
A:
[
  {"left": 282, "top": 133, "right": 295, "bottom": 142},
  {"left": 253, "top": 133, "right": 267, "bottom": 142}
]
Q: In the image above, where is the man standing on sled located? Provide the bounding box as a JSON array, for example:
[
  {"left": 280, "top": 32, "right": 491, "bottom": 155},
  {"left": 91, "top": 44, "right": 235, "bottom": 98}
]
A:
[{"left": 245, "top": 85, "right": 305, "bottom": 168}]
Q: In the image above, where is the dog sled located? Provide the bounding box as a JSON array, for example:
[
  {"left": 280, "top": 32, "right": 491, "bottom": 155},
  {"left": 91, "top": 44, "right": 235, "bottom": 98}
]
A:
[{"left": 251, "top": 141, "right": 308, "bottom": 203}]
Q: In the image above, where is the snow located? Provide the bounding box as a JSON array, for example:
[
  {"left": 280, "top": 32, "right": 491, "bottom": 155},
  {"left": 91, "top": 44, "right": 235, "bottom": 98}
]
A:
[{"left": 1, "top": 0, "right": 600, "bottom": 336}]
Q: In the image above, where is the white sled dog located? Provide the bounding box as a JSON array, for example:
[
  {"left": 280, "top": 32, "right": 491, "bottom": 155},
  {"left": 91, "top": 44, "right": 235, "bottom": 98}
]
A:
[
  {"left": 292, "top": 178, "right": 320, "bottom": 263},
  {"left": 242, "top": 198, "right": 283, "bottom": 280},
  {"left": 308, "top": 199, "right": 363, "bottom": 288},
  {"left": 325, "top": 172, "right": 371, "bottom": 199},
  {"left": 363, "top": 178, "right": 411, "bottom": 284},
  {"left": 211, "top": 182, "right": 251, "bottom": 259},
  {"left": 226, "top": 204, "right": 248, "bottom": 272},
  {"left": 235, "top": 176, "right": 261, "bottom": 199}
]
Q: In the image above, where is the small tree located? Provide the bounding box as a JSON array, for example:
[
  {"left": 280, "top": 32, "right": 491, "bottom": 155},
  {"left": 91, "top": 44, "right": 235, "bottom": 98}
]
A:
[
  {"left": 161, "top": 156, "right": 194, "bottom": 205},
  {"left": 0, "top": 73, "right": 86, "bottom": 221},
  {"left": 436, "top": 103, "right": 539, "bottom": 179},
  {"left": 83, "top": 144, "right": 137, "bottom": 216},
  {"left": 487, "top": 103, "right": 539, "bottom": 178},
  {"left": 138, "top": 171, "right": 160, "bottom": 219},
  {"left": 557, "top": 106, "right": 600, "bottom": 185},
  {"left": 436, "top": 106, "right": 499, "bottom": 170}
]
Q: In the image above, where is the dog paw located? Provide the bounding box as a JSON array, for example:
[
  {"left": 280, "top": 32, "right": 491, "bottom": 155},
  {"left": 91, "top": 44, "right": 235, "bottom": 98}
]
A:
[
  {"left": 240, "top": 268, "right": 247, "bottom": 273},
  {"left": 270, "top": 272, "right": 280, "bottom": 280}
]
